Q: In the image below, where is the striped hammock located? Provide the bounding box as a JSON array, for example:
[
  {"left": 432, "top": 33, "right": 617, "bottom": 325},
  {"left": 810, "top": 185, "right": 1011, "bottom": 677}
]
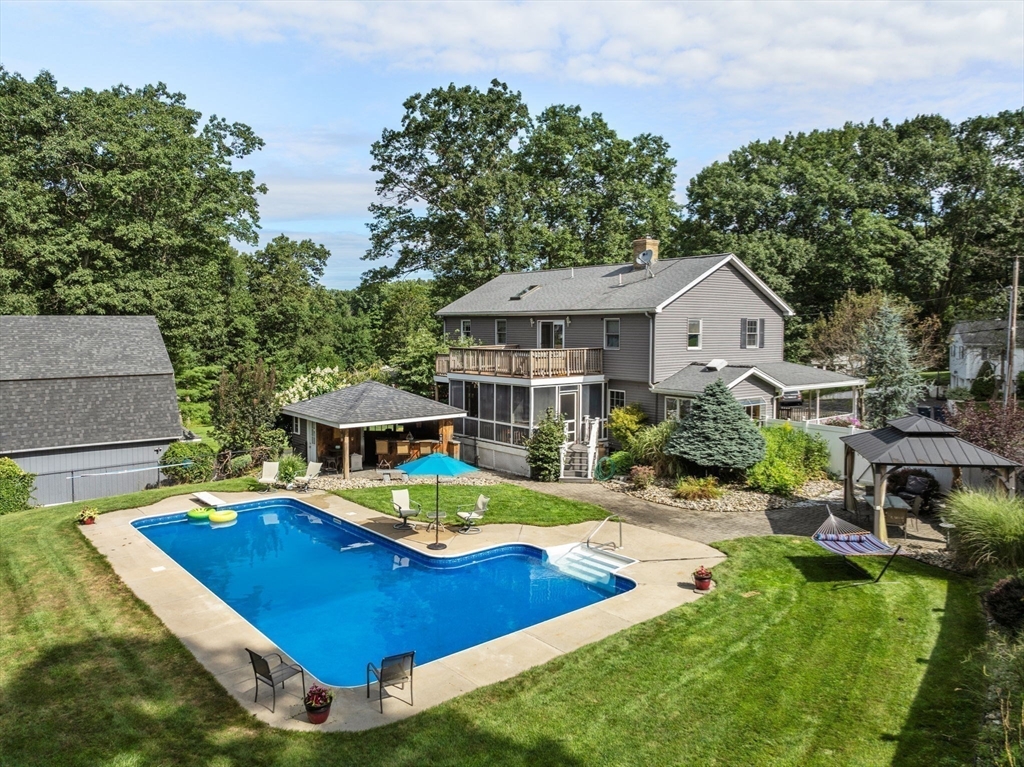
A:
[{"left": 812, "top": 506, "right": 901, "bottom": 584}]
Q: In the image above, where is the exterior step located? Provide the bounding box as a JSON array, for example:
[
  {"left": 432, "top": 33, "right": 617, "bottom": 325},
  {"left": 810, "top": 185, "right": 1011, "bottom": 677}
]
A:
[
  {"left": 544, "top": 543, "right": 637, "bottom": 584},
  {"left": 559, "top": 476, "right": 592, "bottom": 484}
]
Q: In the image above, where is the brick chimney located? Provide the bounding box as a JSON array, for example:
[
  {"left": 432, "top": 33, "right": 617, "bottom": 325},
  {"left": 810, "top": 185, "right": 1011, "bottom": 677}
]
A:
[{"left": 632, "top": 236, "right": 659, "bottom": 269}]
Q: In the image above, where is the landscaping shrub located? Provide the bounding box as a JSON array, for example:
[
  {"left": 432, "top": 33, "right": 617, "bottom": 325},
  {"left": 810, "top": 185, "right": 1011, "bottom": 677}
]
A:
[
  {"left": 630, "top": 465, "right": 655, "bottom": 489},
  {"left": 674, "top": 476, "right": 722, "bottom": 501},
  {"left": 179, "top": 401, "right": 212, "bottom": 428},
  {"left": 628, "top": 420, "right": 678, "bottom": 477},
  {"left": 945, "top": 490, "right": 1024, "bottom": 571},
  {"left": 607, "top": 404, "right": 648, "bottom": 448},
  {"left": 970, "top": 360, "right": 997, "bottom": 401},
  {"left": 609, "top": 450, "right": 634, "bottom": 475},
  {"left": 984, "top": 574, "right": 1024, "bottom": 633},
  {"left": 159, "top": 442, "right": 215, "bottom": 484},
  {"left": 229, "top": 453, "right": 254, "bottom": 476},
  {"left": 277, "top": 454, "right": 307, "bottom": 485},
  {"left": 525, "top": 408, "right": 565, "bottom": 482},
  {"left": 0, "top": 457, "right": 35, "bottom": 514},
  {"left": 746, "top": 424, "right": 830, "bottom": 496},
  {"left": 664, "top": 380, "right": 765, "bottom": 473}
]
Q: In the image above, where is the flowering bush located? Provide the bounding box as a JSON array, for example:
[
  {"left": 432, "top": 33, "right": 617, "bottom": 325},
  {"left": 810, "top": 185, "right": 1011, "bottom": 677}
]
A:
[
  {"left": 629, "top": 465, "right": 655, "bottom": 489},
  {"left": 304, "top": 684, "right": 334, "bottom": 708},
  {"left": 76, "top": 507, "right": 98, "bottom": 524},
  {"left": 276, "top": 365, "right": 387, "bottom": 407}
]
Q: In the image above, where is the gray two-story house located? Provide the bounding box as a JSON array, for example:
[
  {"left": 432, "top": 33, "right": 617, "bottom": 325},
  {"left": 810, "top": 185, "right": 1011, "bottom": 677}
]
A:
[{"left": 434, "top": 238, "right": 863, "bottom": 477}]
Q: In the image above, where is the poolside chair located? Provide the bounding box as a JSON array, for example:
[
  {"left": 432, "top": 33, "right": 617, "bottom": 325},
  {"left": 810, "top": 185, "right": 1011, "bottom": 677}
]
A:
[
  {"left": 456, "top": 494, "right": 489, "bottom": 534},
  {"left": 375, "top": 440, "right": 391, "bottom": 470},
  {"left": 257, "top": 462, "right": 279, "bottom": 493},
  {"left": 392, "top": 489, "right": 421, "bottom": 530},
  {"left": 245, "top": 648, "right": 305, "bottom": 713},
  {"left": 367, "top": 651, "right": 414, "bottom": 713},
  {"left": 293, "top": 462, "right": 322, "bottom": 493},
  {"left": 812, "top": 506, "right": 901, "bottom": 586}
]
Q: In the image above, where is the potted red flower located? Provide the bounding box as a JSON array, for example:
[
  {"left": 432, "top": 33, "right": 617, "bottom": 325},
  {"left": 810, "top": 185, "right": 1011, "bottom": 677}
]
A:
[
  {"left": 304, "top": 684, "right": 333, "bottom": 724},
  {"left": 693, "top": 565, "right": 713, "bottom": 591},
  {"left": 77, "top": 507, "right": 98, "bottom": 526}
]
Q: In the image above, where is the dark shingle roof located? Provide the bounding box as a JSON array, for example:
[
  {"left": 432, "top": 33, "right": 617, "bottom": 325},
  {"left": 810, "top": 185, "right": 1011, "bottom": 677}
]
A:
[
  {"left": 841, "top": 416, "right": 1020, "bottom": 468},
  {"left": 0, "top": 315, "right": 182, "bottom": 453},
  {"left": 652, "top": 360, "right": 863, "bottom": 395},
  {"left": 437, "top": 254, "right": 794, "bottom": 316},
  {"left": 281, "top": 381, "right": 466, "bottom": 427},
  {"left": 950, "top": 318, "right": 1024, "bottom": 349},
  {"left": 1, "top": 316, "right": 174, "bottom": 380}
]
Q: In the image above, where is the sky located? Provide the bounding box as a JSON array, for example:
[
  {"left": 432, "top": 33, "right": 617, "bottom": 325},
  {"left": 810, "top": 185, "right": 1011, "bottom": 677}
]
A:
[{"left": 2, "top": 0, "right": 1022, "bottom": 289}]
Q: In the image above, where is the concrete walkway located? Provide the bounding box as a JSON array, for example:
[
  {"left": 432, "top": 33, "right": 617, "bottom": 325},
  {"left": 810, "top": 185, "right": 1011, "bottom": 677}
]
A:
[{"left": 509, "top": 479, "right": 947, "bottom": 549}]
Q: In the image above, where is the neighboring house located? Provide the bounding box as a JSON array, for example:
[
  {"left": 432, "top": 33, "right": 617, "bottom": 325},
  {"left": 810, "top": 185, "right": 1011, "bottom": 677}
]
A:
[
  {"left": 0, "top": 316, "right": 184, "bottom": 505},
  {"left": 434, "top": 238, "right": 864, "bottom": 477},
  {"left": 949, "top": 318, "right": 1023, "bottom": 392}
]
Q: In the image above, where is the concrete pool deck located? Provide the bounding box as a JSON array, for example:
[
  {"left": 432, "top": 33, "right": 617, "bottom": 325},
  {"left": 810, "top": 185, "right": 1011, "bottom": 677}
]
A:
[{"left": 81, "top": 488, "right": 726, "bottom": 732}]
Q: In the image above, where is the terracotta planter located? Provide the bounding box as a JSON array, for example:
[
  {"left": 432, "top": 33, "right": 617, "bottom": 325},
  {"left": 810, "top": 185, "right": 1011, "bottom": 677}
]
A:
[
  {"left": 80, "top": 518, "right": 96, "bottom": 525},
  {"left": 694, "top": 576, "right": 712, "bottom": 591},
  {"left": 305, "top": 703, "right": 331, "bottom": 724}
]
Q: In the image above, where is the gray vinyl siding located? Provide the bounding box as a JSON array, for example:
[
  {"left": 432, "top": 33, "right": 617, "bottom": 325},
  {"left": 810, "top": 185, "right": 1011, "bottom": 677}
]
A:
[
  {"left": 10, "top": 441, "right": 175, "bottom": 506},
  {"left": 654, "top": 263, "right": 785, "bottom": 380},
  {"left": 607, "top": 378, "right": 657, "bottom": 424},
  {"left": 730, "top": 376, "right": 777, "bottom": 401}
]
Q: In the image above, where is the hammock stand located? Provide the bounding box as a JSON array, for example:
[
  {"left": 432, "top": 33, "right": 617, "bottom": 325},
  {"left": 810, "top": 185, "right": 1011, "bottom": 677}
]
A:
[{"left": 812, "top": 506, "right": 902, "bottom": 586}]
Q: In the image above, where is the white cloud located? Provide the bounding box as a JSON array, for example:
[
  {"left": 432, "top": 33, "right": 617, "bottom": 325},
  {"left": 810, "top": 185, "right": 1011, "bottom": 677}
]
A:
[
  {"left": 94, "top": 0, "right": 1023, "bottom": 91},
  {"left": 257, "top": 174, "right": 377, "bottom": 220}
]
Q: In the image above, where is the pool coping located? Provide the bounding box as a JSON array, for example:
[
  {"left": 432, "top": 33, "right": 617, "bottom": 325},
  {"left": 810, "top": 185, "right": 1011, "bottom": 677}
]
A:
[{"left": 81, "top": 488, "right": 727, "bottom": 732}]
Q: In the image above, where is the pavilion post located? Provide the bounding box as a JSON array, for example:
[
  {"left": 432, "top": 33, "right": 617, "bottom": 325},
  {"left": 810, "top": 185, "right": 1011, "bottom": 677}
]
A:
[
  {"left": 873, "top": 463, "right": 888, "bottom": 543},
  {"left": 951, "top": 465, "right": 963, "bottom": 491},
  {"left": 843, "top": 444, "right": 856, "bottom": 512},
  {"left": 343, "top": 429, "right": 350, "bottom": 479}
]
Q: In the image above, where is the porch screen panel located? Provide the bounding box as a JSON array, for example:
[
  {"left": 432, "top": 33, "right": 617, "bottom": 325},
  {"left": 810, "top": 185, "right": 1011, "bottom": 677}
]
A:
[
  {"left": 450, "top": 381, "right": 464, "bottom": 408},
  {"left": 533, "top": 387, "right": 556, "bottom": 425},
  {"left": 584, "top": 384, "right": 603, "bottom": 418},
  {"left": 495, "top": 385, "right": 511, "bottom": 423},
  {"left": 512, "top": 386, "right": 529, "bottom": 425},
  {"left": 480, "top": 383, "right": 495, "bottom": 421},
  {"left": 465, "top": 382, "right": 479, "bottom": 418}
]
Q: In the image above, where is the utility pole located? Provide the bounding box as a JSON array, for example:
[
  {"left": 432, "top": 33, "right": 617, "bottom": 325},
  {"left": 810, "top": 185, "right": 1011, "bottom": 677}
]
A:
[{"left": 1006, "top": 254, "right": 1020, "bottom": 407}]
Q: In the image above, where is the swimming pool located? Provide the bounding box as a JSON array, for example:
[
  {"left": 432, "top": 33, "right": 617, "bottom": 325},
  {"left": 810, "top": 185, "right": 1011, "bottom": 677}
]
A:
[{"left": 133, "top": 498, "right": 634, "bottom": 686}]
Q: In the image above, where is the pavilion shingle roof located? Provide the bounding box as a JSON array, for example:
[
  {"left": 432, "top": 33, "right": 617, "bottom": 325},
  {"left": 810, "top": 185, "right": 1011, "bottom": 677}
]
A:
[{"left": 281, "top": 381, "right": 465, "bottom": 428}]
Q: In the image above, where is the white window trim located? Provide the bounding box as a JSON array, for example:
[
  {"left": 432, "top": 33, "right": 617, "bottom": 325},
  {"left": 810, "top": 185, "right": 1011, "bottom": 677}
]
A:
[
  {"left": 665, "top": 396, "right": 691, "bottom": 421},
  {"left": 603, "top": 318, "right": 620, "bottom": 350},
  {"left": 495, "top": 318, "right": 507, "bottom": 345},
  {"left": 745, "top": 318, "right": 760, "bottom": 349},
  {"left": 536, "top": 319, "right": 566, "bottom": 349},
  {"left": 608, "top": 389, "right": 626, "bottom": 412},
  {"left": 290, "top": 416, "right": 302, "bottom": 435},
  {"left": 460, "top": 319, "right": 472, "bottom": 340},
  {"left": 687, "top": 319, "right": 702, "bottom": 351}
]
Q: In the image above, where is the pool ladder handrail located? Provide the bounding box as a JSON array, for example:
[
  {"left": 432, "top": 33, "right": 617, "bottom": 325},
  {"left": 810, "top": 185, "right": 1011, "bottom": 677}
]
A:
[{"left": 584, "top": 514, "right": 622, "bottom": 551}]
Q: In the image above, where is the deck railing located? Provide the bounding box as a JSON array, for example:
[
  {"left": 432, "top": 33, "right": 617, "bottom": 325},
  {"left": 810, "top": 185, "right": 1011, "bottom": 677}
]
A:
[{"left": 436, "top": 346, "right": 603, "bottom": 378}]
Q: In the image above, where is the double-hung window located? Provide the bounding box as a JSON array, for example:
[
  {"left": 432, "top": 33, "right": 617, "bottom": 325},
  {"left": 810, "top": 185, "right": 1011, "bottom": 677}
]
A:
[
  {"left": 608, "top": 389, "right": 626, "bottom": 412},
  {"left": 604, "top": 318, "right": 620, "bottom": 350},
  {"left": 665, "top": 397, "right": 691, "bottom": 421},
  {"left": 495, "top": 319, "right": 507, "bottom": 345},
  {"left": 460, "top": 319, "right": 472, "bottom": 340},
  {"left": 687, "top": 319, "right": 702, "bottom": 350},
  {"left": 745, "top": 318, "right": 760, "bottom": 348}
]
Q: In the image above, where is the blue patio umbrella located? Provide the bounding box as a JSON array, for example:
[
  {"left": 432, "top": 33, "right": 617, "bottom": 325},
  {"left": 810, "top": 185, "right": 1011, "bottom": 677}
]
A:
[{"left": 399, "top": 453, "right": 478, "bottom": 550}]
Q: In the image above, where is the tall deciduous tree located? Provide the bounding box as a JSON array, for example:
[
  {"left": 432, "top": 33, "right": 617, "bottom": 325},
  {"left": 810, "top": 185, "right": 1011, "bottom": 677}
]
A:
[
  {"left": 211, "top": 360, "right": 280, "bottom": 452},
  {"left": 0, "top": 68, "right": 267, "bottom": 368},
  {"left": 861, "top": 304, "right": 925, "bottom": 427}
]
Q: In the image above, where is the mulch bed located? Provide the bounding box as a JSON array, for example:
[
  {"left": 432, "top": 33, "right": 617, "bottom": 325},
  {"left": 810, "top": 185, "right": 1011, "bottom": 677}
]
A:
[{"left": 603, "top": 476, "right": 843, "bottom": 512}]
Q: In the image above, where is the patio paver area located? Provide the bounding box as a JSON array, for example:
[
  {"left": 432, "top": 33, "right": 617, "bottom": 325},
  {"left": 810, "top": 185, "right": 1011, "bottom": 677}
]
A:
[{"left": 80, "top": 488, "right": 725, "bottom": 732}]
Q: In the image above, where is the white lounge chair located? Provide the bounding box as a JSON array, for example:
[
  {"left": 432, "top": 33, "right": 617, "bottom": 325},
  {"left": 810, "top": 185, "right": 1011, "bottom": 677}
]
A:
[
  {"left": 391, "top": 489, "right": 421, "bottom": 530},
  {"left": 193, "top": 491, "right": 228, "bottom": 507},
  {"left": 258, "top": 461, "right": 279, "bottom": 493},
  {"left": 456, "top": 494, "right": 489, "bottom": 534},
  {"left": 293, "top": 462, "right": 322, "bottom": 493}
]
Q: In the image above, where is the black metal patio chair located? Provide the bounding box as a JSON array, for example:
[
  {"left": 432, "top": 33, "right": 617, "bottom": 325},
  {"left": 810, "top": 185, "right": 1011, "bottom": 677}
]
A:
[
  {"left": 366, "top": 650, "right": 415, "bottom": 713},
  {"left": 246, "top": 648, "right": 305, "bottom": 713}
]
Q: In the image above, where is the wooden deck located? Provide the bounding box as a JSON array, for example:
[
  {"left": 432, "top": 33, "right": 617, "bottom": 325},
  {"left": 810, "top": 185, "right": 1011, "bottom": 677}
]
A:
[{"left": 436, "top": 347, "right": 602, "bottom": 379}]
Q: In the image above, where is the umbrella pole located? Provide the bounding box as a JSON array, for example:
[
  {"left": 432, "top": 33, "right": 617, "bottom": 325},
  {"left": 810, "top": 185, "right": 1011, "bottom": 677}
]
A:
[{"left": 428, "top": 473, "right": 446, "bottom": 550}]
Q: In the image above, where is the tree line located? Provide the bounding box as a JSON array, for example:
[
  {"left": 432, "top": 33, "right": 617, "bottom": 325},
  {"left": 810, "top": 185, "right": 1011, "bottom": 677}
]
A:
[{"left": 2, "top": 67, "right": 1021, "bottom": 399}]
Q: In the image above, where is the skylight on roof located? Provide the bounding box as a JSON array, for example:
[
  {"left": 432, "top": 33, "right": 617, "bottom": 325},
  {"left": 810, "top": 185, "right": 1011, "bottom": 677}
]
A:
[{"left": 511, "top": 285, "right": 541, "bottom": 300}]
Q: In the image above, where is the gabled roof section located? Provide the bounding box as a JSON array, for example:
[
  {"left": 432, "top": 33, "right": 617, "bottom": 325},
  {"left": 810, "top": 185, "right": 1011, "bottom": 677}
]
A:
[
  {"left": 437, "top": 253, "right": 794, "bottom": 316},
  {"left": 841, "top": 416, "right": 1020, "bottom": 468},
  {"left": 950, "top": 318, "right": 1024, "bottom": 349},
  {"left": 651, "top": 361, "right": 863, "bottom": 396},
  {"left": 281, "top": 380, "right": 466, "bottom": 428},
  {"left": 0, "top": 316, "right": 173, "bottom": 380}
]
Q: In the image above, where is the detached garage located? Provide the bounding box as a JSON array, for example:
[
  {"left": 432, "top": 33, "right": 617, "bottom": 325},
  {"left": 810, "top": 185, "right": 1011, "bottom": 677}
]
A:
[{"left": 0, "top": 316, "right": 184, "bottom": 506}]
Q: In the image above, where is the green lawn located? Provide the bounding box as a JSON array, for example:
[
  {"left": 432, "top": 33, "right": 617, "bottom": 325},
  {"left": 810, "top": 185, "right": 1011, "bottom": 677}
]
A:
[
  {"left": 187, "top": 423, "right": 220, "bottom": 452},
  {"left": 335, "top": 483, "right": 609, "bottom": 527},
  {"left": 0, "top": 483, "right": 987, "bottom": 767}
]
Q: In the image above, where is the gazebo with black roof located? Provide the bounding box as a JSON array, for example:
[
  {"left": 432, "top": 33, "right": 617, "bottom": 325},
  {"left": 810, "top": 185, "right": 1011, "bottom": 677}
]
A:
[{"left": 841, "top": 415, "right": 1020, "bottom": 542}]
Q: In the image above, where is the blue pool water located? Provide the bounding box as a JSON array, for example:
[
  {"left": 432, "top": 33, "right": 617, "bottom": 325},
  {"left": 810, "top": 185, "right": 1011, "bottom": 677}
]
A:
[{"left": 133, "top": 498, "right": 633, "bottom": 686}]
